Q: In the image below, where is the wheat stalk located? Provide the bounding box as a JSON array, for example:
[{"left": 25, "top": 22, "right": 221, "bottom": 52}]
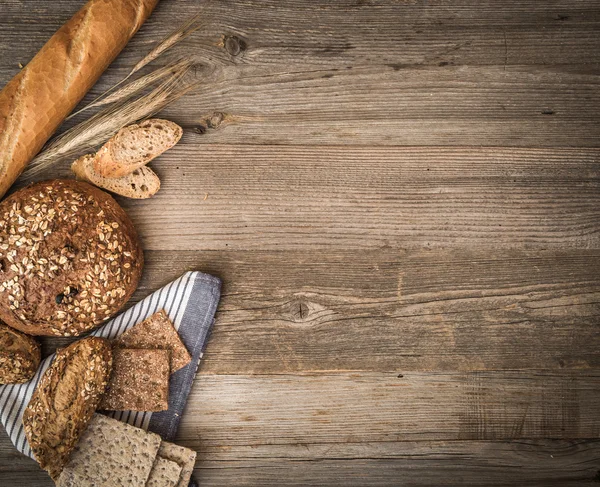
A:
[
  {"left": 21, "top": 70, "right": 197, "bottom": 180},
  {"left": 68, "top": 11, "right": 204, "bottom": 121},
  {"left": 129, "top": 12, "right": 204, "bottom": 77},
  {"left": 67, "top": 59, "right": 194, "bottom": 120}
]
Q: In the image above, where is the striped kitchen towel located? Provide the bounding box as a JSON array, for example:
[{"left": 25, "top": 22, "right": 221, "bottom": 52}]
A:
[{"left": 0, "top": 271, "right": 220, "bottom": 473}]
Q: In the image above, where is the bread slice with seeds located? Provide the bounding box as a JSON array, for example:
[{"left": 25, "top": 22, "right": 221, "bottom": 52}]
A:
[
  {"left": 72, "top": 154, "right": 160, "bottom": 199},
  {"left": 93, "top": 119, "right": 182, "bottom": 178}
]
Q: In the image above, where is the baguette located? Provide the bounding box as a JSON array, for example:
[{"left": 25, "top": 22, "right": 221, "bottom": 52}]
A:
[
  {"left": 0, "top": 0, "right": 160, "bottom": 198},
  {"left": 72, "top": 154, "right": 161, "bottom": 198}
]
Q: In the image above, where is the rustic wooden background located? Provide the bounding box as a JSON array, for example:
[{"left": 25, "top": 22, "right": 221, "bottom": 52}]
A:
[{"left": 1, "top": 0, "right": 600, "bottom": 485}]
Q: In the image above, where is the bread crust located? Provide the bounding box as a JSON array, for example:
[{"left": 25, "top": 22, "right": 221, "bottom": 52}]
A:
[
  {"left": 0, "top": 0, "right": 160, "bottom": 198},
  {"left": 94, "top": 119, "right": 183, "bottom": 178},
  {"left": 23, "top": 337, "right": 113, "bottom": 480},
  {"left": 0, "top": 180, "right": 143, "bottom": 336},
  {"left": 72, "top": 154, "right": 161, "bottom": 199},
  {"left": 0, "top": 321, "right": 40, "bottom": 384}
]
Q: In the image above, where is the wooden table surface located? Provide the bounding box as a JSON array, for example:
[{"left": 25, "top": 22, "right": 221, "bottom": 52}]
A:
[{"left": 1, "top": 0, "right": 600, "bottom": 485}]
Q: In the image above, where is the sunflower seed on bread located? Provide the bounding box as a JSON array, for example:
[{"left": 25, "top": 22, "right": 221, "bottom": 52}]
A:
[
  {"left": 72, "top": 154, "right": 160, "bottom": 199},
  {"left": 93, "top": 118, "right": 182, "bottom": 178},
  {"left": 56, "top": 414, "right": 161, "bottom": 487}
]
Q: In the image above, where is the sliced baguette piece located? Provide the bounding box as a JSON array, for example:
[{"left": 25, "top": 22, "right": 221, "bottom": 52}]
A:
[
  {"left": 72, "top": 154, "right": 161, "bottom": 199},
  {"left": 94, "top": 118, "right": 183, "bottom": 178}
]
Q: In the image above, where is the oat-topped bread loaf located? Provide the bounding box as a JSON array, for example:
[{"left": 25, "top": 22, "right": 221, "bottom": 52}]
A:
[
  {"left": 0, "top": 321, "right": 40, "bottom": 383},
  {"left": 0, "top": 180, "right": 143, "bottom": 336},
  {"left": 23, "top": 337, "right": 113, "bottom": 480}
]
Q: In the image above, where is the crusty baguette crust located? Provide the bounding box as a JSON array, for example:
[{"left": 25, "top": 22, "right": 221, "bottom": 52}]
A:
[
  {"left": 23, "top": 337, "right": 113, "bottom": 480},
  {"left": 0, "top": 0, "right": 160, "bottom": 198}
]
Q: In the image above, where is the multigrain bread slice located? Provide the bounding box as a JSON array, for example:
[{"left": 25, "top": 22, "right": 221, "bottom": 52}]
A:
[
  {"left": 72, "top": 154, "right": 160, "bottom": 199},
  {"left": 23, "top": 337, "right": 112, "bottom": 480},
  {"left": 94, "top": 119, "right": 182, "bottom": 178},
  {"left": 100, "top": 348, "right": 170, "bottom": 412},
  {"left": 113, "top": 310, "right": 191, "bottom": 372},
  {"left": 56, "top": 413, "right": 161, "bottom": 487},
  {"left": 146, "top": 457, "right": 182, "bottom": 487},
  {"left": 0, "top": 321, "right": 40, "bottom": 384},
  {"left": 157, "top": 441, "right": 197, "bottom": 487}
]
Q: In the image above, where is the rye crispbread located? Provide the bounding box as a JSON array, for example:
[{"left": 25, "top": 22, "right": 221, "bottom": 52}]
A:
[
  {"left": 146, "top": 456, "right": 182, "bottom": 487},
  {"left": 56, "top": 413, "right": 161, "bottom": 487},
  {"left": 158, "top": 441, "right": 197, "bottom": 487}
]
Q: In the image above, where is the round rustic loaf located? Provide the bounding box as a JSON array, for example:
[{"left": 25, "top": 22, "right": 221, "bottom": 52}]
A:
[
  {"left": 0, "top": 321, "right": 40, "bottom": 383},
  {"left": 0, "top": 180, "right": 143, "bottom": 336}
]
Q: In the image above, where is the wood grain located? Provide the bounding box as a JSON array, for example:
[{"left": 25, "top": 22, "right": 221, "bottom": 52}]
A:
[
  {"left": 3, "top": 438, "right": 600, "bottom": 486},
  {"left": 120, "top": 146, "right": 599, "bottom": 250},
  {"left": 1, "top": 1, "right": 600, "bottom": 485},
  {"left": 39, "top": 248, "right": 600, "bottom": 372},
  {"left": 2, "top": 1, "right": 600, "bottom": 147}
]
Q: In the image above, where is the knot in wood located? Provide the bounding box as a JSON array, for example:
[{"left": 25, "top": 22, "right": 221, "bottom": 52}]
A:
[
  {"left": 207, "top": 111, "right": 225, "bottom": 129},
  {"left": 224, "top": 35, "right": 247, "bottom": 57}
]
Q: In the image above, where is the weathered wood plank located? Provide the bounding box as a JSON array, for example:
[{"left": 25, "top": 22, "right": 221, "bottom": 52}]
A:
[
  {"left": 110, "top": 146, "right": 600, "bottom": 250},
  {"left": 3, "top": 0, "right": 600, "bottom": 68},
  {"left": 2, "top": 2, "right": 600, "bottom": 147},
  {"left": 2, "top": 438, "right": 600, "bottom": 486},
  {"left": 2, "top": 438, "right": 600, "bottom": 487},
  {"left": 39, "top": 248, "right": 600, "bottom": 372},
  {"left": 190, "top": 440, "right": 600, "bottom": 487},
  {"left": 19, "top": 147, "right": 600, "bottom": 251},
  {"left": 179, "top": 372, "right": 600, "bottom": 443}
]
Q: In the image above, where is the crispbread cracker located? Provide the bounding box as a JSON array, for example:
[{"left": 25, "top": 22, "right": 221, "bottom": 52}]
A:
[
  {"left": 146, "top": 457, "right": 182, "bottom": 487},
  {"left": 100, "top": 348, "right": 170, "bottom": 412},
  {"left": 56, "top": 414, "right": 161, "bottom": 487},
  {"left": 158, "top": 441, "right": 197, "bottom": 487},
  {"left": 113, "top": 309, "right": 191, "bottom": 372}
]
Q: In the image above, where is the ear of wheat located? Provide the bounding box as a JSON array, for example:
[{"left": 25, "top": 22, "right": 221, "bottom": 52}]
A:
[
  {"left": 67, "top": 59, "right": 194, "bottom": 120},
  {"left": 129, "top": 12, "right": 204, "bottom": 77},
  {"left": 21, "top": 67, "right": 197, "bottom": 181},
  {"left": 67, "top": 11, "right": 204, "bottom": 121}
]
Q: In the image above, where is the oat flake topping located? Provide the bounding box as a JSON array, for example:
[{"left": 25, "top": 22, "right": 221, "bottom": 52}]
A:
[{"left": 0, "top": 180, "right": 142, "bottom": 336}]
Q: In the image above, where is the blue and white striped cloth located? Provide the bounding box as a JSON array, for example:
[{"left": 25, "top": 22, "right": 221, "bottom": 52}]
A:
[{"left": 0, "top": 271, "right": 221, "bottom": 467}]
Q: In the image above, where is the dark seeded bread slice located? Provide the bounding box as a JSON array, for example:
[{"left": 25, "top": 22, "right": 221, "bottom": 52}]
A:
[
  {"left": 72, "top": 154, "right": 160, "bottom": 199},
  {"left": 94, "top": 119, "right": 182, "bottom": 178}
]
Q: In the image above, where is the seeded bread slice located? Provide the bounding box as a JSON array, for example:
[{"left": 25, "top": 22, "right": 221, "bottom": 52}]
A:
[
  {"left": 72, "top": 154, "right": 160, "bottom": 199},
  {"left": 113, "top": 310, "right": 191, "bottom": 372},
  {"left": 100, "top": 348, "right": 170, "bottom": 412},
  {"left": 94, "top": 119, "right": 182, "bottom": 178}
]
